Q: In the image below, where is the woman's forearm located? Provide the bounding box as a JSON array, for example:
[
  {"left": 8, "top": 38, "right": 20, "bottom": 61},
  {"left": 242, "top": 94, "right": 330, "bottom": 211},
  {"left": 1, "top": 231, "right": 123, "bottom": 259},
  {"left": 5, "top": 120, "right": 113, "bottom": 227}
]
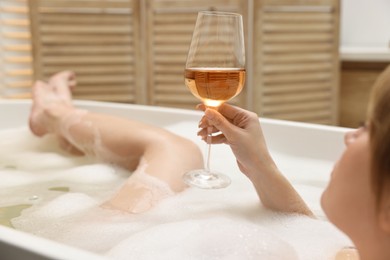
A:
[{"left": 246, "top": 161, "right": 314, "bottom": 217}]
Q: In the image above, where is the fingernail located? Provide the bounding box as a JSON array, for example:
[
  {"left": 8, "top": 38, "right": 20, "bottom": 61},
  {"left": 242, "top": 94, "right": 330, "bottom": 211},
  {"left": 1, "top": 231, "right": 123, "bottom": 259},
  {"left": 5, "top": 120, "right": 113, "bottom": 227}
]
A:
[
  {"left": 198, "top": 120, "right": 205, "bottom": 128},
  {"left": 205, "top": 109, "right": 214, "bottom": 120}
]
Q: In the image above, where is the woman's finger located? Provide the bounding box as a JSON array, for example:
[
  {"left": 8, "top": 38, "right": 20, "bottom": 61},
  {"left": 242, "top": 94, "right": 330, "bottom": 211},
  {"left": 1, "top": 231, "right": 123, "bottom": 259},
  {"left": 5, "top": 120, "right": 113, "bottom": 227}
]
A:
[
  {"left": 204, "top": 108, "right": 237, "bottom": 139},
  {"left": 196, "top": 103, "right": 206, "bottom": 111},
  {"left": 217, "top": 103, "right": 245, "bottom": 120},
  {"left": 201, "top": 133, "right": 227, "bottom": 144},
  {"left": 197, "top": 126, "right": 220, "bottom": 138}
]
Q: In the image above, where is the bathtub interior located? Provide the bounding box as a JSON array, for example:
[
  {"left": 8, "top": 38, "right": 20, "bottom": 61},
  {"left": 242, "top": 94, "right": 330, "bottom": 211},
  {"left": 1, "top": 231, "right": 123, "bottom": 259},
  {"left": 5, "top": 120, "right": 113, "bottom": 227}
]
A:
[{"left": 0, "top": 100, "right": 353, "bottom": 260}]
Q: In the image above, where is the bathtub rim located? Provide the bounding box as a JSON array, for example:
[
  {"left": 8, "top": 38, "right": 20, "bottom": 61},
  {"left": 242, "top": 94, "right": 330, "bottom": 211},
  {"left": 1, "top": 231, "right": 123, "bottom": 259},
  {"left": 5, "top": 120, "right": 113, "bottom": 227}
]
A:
[{"left": 0, "top": 225, "right": 108, "bottom": 260}]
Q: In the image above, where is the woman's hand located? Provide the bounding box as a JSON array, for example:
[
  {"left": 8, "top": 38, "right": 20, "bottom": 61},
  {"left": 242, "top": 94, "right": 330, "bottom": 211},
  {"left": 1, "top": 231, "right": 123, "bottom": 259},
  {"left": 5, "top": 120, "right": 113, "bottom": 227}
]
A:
[
  {"left": 198, "top": 103, "right": 313, "bottom": 216},
  {"left": 197, "top": 103, "right": 276, "bottom": 178}
]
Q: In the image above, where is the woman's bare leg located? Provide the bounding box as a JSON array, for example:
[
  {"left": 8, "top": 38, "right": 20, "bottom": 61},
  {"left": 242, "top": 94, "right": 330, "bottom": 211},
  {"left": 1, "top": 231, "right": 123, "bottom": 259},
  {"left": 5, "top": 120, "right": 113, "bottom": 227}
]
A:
[
  {"left": 29, "top": 71, "right": 203, "bottom": 213},
  {"left": 29, "top": 71, "right": 84, "bottom": 154}
]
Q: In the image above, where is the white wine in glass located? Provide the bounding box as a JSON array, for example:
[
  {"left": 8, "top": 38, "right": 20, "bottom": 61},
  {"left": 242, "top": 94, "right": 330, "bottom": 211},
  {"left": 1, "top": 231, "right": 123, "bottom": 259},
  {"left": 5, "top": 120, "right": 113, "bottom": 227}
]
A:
[{"left": 183, "top": 11, "right": 246, "bottom": 189}]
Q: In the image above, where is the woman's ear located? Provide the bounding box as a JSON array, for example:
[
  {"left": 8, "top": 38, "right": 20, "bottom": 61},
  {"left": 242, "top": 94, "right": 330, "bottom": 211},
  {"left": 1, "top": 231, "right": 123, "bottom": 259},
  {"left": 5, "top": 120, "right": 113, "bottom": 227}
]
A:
[{"left": 378, "top": 196, "right": 390, "bottom": 233}]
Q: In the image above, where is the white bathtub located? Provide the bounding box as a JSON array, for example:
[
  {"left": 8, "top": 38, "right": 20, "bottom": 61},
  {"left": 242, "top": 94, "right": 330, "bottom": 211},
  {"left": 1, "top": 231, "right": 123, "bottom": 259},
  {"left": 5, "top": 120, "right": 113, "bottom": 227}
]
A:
[{"left": 0, "top": 100, "right": 352, "bottom": 259}]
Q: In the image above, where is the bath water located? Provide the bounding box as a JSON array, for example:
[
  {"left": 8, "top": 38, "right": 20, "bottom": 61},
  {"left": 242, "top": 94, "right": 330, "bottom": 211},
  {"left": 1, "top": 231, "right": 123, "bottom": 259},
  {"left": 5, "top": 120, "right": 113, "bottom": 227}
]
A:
[
  {"left": 0, "top": 204, "right": 30, "bottom": 228},
  {"left": 0, "top": 126, "right": 353, "bottom": 259}
]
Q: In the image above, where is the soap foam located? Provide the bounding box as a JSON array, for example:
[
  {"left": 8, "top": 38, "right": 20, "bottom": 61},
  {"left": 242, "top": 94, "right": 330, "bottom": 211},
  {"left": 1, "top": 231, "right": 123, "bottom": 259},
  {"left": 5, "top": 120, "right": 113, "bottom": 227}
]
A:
[
  {"left": 0, "top": 126, "right": 353, "bottom": 260},
  {"left": 59, "top": 110, "right": 136, "bottom": 166},
  {"left": 107, "top": 158, "right": 175, "bottom": 213}
]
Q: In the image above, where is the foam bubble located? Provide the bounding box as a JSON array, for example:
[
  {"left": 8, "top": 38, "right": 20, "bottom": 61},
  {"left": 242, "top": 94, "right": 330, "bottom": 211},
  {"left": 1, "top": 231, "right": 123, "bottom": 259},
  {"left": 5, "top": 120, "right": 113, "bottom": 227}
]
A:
[
  {"left": 0, "top": 128, "right": 92, "bottom": 171},
  {"left": 107, "top": 217, "right": 299, "bottom": 260},
  {"left": 1, "top": 125, "right": 353, "bottom": 259}
]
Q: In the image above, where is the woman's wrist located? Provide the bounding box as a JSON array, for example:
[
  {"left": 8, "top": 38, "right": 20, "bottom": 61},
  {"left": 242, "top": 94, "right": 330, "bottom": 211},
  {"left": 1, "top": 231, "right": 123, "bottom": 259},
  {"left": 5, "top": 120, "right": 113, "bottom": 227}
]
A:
[{"left": 243, "top": 153, "right": 279, "bottom": 182}]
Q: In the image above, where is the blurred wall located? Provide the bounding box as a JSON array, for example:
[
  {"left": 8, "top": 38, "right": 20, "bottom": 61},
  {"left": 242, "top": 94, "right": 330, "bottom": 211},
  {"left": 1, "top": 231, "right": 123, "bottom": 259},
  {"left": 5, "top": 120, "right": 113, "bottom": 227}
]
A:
[{"left": 341, "top": 0, "right": 390, "bottom": 48}]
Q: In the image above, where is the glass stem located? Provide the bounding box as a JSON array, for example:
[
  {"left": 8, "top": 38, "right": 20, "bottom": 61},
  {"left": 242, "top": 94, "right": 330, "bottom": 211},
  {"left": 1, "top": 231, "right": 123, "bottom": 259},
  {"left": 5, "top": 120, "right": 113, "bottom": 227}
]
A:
[{"left": 205, "top": 126, "right": 212, "bottom": 173}]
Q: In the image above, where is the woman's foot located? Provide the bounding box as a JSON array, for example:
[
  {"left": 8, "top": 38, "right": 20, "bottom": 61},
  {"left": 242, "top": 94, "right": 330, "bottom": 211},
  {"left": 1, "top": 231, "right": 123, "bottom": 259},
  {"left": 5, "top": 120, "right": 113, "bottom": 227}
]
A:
[
  {"left": 48, "top": 70, "right": 77, "bottom": 101},
  {"left": 29, "top": 71, "right": 76, "bottom": 137}
]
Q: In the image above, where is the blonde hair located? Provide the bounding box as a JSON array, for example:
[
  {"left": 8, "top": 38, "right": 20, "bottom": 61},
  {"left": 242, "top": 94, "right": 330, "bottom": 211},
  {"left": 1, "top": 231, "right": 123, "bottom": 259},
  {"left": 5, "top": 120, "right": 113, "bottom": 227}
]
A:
[{"left": 367, "top": 65, "right": 390, "bottom": 208}]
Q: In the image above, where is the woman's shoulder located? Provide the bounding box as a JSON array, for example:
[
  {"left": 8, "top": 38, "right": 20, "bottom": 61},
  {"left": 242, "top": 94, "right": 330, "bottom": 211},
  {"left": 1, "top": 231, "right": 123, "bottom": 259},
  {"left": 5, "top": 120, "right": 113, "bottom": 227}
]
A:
[{"left": 335, "top": 247, "right": 360, "bottom": 260}]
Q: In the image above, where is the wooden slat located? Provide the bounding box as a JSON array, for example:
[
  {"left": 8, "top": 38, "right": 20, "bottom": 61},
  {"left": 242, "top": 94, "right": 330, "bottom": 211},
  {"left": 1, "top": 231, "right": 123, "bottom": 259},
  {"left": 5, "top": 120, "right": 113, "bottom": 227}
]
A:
[
  {"left": 3, "top": 31, "right": 30, "bottom": 40},
  {"left": 1, "top": 6, "right": 29, "bottom": 14},
  {"left": 154, "top": 45, "right": 192, "bottom": 54},
  {"left": 40, "top": 25, "right": 133, "bottom": 34},
  {"left": 263, "top": 32, "right": 332, "bottom": 43},
  {"left": 263, "top": 53, "right": 332, "bottom": 64},
  {"left": 263, "top": 5, "right": 333, "bottom": 13},
  {"left": 253, "top": 0, "right": 340, "bottom": 125},
  {"left": 41, "top": 45, "right": 133, "bottom": 55},
  {"left": 73, "top": 87, "right": 134, "bottom": 94},
  {"left": 2, "top": 18, "right": 29, "bottom": 27},
  {"left": 73, "top": 94, "right": 135, "bottom": 102},
  {"left": 263, "top": 72, "right": 332, "bottom": 84},
  {"left": 155, "top": 87, "right": 190, "bottom": 94},
  {"left": 4, "top": 80, "right": 33, "bottom": 88},
  {"left": 263, "top": 62, "right": 332, "bottom": 74},
  {"left": 41, "top": 35, "right": 132, "bottom": 44},
  {"left": 153, "top": 24, "right": 198, "bottom": 33},
  {"left": 263, "top": 101, "right": 330, "bottom": 114},
  {"left": 154, "top": 13, "right": 198, "bottom": 23},
  {"left": 5, "top": 69, "right": 33, "bottom": 77},
  {"left": 153, "top": 55, "right": 187, "bottom": 64},
  {"left": 39, "top": 0, "right": 132, "bottom": 10},
  {"left": 154, "top": 34, "right": 192, "bottom": 44},
  {"left": 263, "top": 43, "right": 332, "bottom": 53},
  {"left": 151, "top": 0, "right": 239, "bottom": 12},
  {"left": 43, "top": 65, "right": 134, "bottom": 75},
  {"left": 3, "top": 44, "right": 31, "bottom": 52},
  {"left": 263, "top": 23, "right": 332, "bottom": 32},
  {"left": 262, "top": 82, "right": 331, "bottom": 94},
  {"left": 41, "top": 55, "right": 134, "bottom": 65},
  {"left": 40, "top": 13, "right": 132, "bottom": 24},
  {"left": 154, "top": 65, "right": 185, "bottom": 72},
  {"left": 263, "top": 12, "right": 332, "bottom": 22},
  {"left": 154, "top": 94, "right": 198, "bottom": 103},
  {"left": 29, "top": 0, "right": 140, "bottom": 103},
  {"left": 69, "top": 74, "right": 135, "bottom": 84},
  {"left": 263, "top": 91, "right": 331, "bottom": 104}
]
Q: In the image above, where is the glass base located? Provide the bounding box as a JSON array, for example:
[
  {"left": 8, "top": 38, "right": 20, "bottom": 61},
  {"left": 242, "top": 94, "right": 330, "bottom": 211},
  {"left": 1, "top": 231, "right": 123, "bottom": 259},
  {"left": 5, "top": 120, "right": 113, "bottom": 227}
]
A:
[{"left": 182, "top": 169, "right": 231, "bottom": 189}]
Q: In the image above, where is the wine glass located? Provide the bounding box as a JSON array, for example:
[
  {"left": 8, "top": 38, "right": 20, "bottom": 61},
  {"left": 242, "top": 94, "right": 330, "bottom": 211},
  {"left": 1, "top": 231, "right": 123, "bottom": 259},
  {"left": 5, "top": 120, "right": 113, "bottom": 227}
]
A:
[{"left": 183, "top": 11, "right": 246, "bottom": 189}]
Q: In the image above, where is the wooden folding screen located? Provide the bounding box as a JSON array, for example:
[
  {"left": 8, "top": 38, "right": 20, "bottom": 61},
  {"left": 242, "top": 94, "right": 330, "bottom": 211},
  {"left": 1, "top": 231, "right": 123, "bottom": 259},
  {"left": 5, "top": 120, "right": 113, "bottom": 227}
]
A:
[
  {"left": 145, "top": 0, "right": 248, "bottom": 109},
  {"left": 0, "top": 0, "right": 33, "bottom": 99},
  {"left": 253, "top": 0, "right": 340, "bottom": 125},
  {"left": 28, "top": 0, "right": 141, "bottom": 103},
  {"left": 28, "top": 0, "right": 340, "bottom": 124}
]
